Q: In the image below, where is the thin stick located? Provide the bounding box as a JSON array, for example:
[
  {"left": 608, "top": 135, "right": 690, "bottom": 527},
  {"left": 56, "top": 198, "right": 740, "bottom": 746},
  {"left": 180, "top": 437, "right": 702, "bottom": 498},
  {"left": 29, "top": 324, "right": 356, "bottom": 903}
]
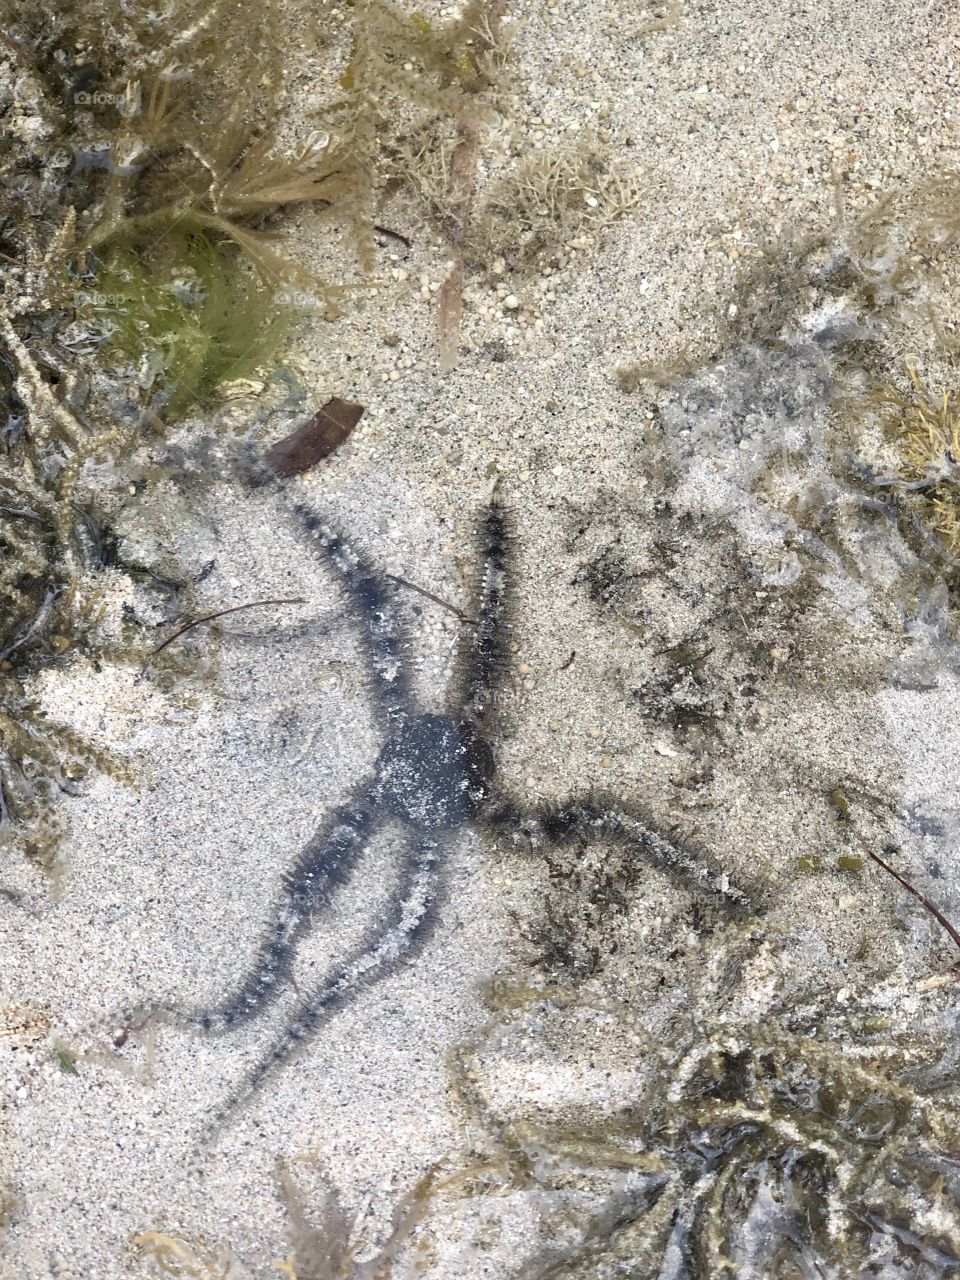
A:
[
  {"left": 864, "top": 842, "right": 960, "bottom": 956},
  {"left": 150, "top": 598, "right": 305, "bottom": 655},
  {"left": 384, "top": 573, "right": 477, "bottom": 626}
]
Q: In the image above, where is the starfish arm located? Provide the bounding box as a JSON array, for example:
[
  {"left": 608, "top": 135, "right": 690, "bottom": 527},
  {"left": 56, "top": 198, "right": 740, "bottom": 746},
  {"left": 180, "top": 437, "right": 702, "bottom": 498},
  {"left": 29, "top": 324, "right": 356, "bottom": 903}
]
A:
[
  {"left": 180, "top": 781, "right": 384, "bottom": 1033},
  {"left": 482, "top": 794, "right": 754, "bottom": 913},
  {"left": 203, "top": 833, "right": 445, "bottom": 1138},
  {"left": 455, "top": 500, "right": 511, "bottom": 730},
  {"left": 291, "top": 500, "right": 414, "bottom": 723}
]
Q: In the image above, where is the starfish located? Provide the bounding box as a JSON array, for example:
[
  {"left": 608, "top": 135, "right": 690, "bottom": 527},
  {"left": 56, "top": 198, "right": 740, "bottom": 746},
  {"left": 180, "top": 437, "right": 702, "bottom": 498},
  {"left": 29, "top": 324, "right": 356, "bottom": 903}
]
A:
[{"left": 134, "top": 487, "right": 753, "bottom": 1136}]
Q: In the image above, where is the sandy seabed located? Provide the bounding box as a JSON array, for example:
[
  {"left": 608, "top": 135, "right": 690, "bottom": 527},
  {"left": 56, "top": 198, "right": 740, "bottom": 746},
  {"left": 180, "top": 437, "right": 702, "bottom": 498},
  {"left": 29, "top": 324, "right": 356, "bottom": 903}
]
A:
[{"left": 3, "top": 0, "right": 960, "bottom": 1276}]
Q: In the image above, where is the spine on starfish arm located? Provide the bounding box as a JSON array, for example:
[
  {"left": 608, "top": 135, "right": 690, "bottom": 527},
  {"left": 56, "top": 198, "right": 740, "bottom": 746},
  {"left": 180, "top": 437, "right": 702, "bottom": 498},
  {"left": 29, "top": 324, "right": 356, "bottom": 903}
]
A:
[
  {"left": 459, "top": 499, "right": 513, "bottom": 728},
  {"left": 607, "top": 805, "right": 755, "bottom": 914},
  {"left": 486, "top": 796, "right": 756, "bottom": 914}
]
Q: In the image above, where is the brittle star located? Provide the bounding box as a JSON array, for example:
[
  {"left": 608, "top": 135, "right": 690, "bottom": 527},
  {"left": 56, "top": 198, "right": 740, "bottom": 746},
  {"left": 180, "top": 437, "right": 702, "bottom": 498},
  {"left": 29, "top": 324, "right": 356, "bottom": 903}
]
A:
[{"left": 126, "top": 488, "right": 753, "bottom": 1138}]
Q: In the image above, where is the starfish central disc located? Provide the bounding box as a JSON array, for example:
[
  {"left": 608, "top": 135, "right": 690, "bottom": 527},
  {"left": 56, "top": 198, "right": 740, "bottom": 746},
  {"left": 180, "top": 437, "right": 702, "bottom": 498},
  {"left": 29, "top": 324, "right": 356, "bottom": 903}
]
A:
[{"left": 375, "top": 713, "right": 494, "bottom": 830}]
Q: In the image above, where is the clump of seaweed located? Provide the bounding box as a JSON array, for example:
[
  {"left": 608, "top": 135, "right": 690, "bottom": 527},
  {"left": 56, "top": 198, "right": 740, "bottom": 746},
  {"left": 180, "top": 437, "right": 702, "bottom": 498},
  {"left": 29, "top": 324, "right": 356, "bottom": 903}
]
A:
[
  {"left": 452, "top": 924, "right": 960, "bottom": 1279},
  {"left": 133, "top": 1232, "right": 241, "bottom": 1280},
  {"left": 470, "top": 142, "right": 644, "bottom": 276},
  {"left": 329, "top": 2, "right": 641, "bottom": 361},
  {"left": 81, "top": 231, "right": 293, "bottom": 418},
  {"left": 0, "top": 216, "right": 145, "bottom": 873},
  {"left": 134, "top": 1154, "right": 449, "bottom": 1279},
  {"left": 0, "top": 215, "right": 218, "bottom": 880},
  {"left": 638, "top": 1013, "right": 960, "bottom": 1276},
  {"left": 0, "top": 676, "right": 133, "bottom": 876},
  {"left": 1, "top": 0, "right": 349, "bottom": 418},
  {"left": 12, "top": 0, "right": 517, "bottom": 375},
  {"left": 867, "top": 369, "right": 960, "bottom": 559},
  {"left": 4, "top": 0, "right": 324, "bottom": 243},
  {"left": 331, "top": 0, "right": 513, "bottom": 366}
]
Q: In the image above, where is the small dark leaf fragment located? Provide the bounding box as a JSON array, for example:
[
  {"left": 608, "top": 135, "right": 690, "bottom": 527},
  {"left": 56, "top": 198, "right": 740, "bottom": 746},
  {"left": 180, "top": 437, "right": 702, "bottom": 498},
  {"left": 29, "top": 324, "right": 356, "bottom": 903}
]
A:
[{"left": 265, "top": 398, "right": 364, "bottom": 477}]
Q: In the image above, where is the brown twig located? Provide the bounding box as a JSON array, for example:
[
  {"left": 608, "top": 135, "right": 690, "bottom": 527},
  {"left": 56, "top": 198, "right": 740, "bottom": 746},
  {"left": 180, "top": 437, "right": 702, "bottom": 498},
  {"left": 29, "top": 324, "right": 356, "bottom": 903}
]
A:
[
  {"left": 864, "top": 842, "right": 960, "bottom": 956},
  {"left": 385, "top": 573, "right": 477, "bottom": 626},
  {"left": 436, "top": 118, "right": 481, "bottom": 372},
  {"left": 150, "top": 598, "right": 305, "bottom": 655}
]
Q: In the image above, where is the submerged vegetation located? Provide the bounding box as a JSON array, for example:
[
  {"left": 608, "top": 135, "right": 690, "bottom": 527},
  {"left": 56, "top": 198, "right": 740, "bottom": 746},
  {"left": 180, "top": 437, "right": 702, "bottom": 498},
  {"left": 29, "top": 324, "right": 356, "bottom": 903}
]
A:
[
  {"left": 82, "top": 231, "right": 293, "bottom": 418},
  {"left": 450, "top": 924, "right": 960, "bottom": 1279},
  {"left": 544, "top": 168, "right": 960, "bottom": 1279},
  {"left": 134, "top": 1154, "right": 451, "bottom": 1279},
  {"left": 868, "top": 369, "right": 960, "bottom": 559},
  {"left": 0, "top": 0, "right": 325, "bottom": 870},
  {"left": 469, "top": 141, "right": 644, "bottom": 277}
]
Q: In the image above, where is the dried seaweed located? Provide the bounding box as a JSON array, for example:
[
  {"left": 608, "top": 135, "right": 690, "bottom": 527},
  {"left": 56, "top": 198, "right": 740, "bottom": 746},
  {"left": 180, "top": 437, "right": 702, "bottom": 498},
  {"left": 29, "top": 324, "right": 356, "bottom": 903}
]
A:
[
  {"left": 864, "top": 369, "right": 960, "bottom": 559},
  {"left": 471, "top": 142, "right": 645, "bottom": 277}
]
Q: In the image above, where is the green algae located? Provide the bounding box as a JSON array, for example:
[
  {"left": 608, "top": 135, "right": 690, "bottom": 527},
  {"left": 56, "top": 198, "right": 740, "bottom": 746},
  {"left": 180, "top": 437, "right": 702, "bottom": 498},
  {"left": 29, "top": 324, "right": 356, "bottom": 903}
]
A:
[{"left": 82, "top": 231, "right": 293, "bottom": 418}]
